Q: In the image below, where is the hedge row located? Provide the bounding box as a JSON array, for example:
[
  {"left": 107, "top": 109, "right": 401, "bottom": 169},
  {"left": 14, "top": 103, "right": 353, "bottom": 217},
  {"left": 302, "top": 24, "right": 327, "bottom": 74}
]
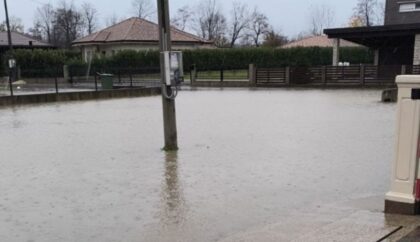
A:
[{"left": 4, "top": 47, "right": 373, "bottom": 77}]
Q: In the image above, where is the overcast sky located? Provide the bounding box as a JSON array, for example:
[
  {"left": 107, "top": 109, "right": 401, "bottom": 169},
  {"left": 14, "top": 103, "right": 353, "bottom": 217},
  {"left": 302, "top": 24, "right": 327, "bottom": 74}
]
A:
[{"left": 2, "top": 0, "right": 380, "bottom": 37}]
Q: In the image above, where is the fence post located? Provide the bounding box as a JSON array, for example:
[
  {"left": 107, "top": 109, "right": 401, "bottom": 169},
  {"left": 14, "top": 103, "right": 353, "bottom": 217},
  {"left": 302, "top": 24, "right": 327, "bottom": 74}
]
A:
[
  {"left": 190, "top": 65, "right": 197, "bottom": 86},
  {"left": 285, "top": 67, "right": 290, "bottom": 85},
  {"left": 118, "top": 70, "right": 121, "bottom": 83},
  {"left": 8, "top": 67, "right": 13, "bottom": 97},
  {"left": 220, "top": 67, "right": 224, "bottom": 82},
  {"left": 401, "top": 65, "right": 407, "bottom": 75},
  {"left": 129, "top": 69, "right": 133, "bottom": 88},
  {"left": 249, "top": 64, "right": 256, "bottom": 87},
  {"left": 360, "top": 64, "right": 365, "bottom": 86},
  {"left": 94, "top": 70, "right": 98, "bottom": 92},
  {"left": 17, "top": 66, "right": 21, "bottom": 80},
  {"left": 322, "top": 66, "right": 327, "bottom": 86},
  {"left": 54, "top": 66, "right": 59, "bottom": 94},
  {"left": 63, "top": 65, "right": 69, "bottom": 82}
]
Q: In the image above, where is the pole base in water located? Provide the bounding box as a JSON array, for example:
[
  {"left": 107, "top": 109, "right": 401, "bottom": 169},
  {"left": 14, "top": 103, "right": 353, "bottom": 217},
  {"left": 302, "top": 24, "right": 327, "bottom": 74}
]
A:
[{"left": 162, "top": 145, "right": 179, "bottom": 152}]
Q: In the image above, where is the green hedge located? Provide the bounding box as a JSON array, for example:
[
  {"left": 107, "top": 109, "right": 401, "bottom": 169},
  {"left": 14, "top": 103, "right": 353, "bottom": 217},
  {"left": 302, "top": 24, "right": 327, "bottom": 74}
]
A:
[
  {"left": 4, "top": 47, "right": 373, "bottom": 77},
  {"left": 184, "top": 47, "right": 373, "bottom": 69}
]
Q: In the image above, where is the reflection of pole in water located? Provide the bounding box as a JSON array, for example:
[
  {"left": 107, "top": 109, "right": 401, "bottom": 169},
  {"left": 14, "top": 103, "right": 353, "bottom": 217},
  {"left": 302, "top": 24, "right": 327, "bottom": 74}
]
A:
[{"left": 160, "top": 151, "right": 186, "bottom": 226}]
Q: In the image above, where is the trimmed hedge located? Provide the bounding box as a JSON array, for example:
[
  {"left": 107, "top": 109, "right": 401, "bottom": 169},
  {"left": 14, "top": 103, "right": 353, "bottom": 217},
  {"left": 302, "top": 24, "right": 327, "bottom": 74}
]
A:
[{"left": 4, "top": 47, "right": 373, "bottom": 77}]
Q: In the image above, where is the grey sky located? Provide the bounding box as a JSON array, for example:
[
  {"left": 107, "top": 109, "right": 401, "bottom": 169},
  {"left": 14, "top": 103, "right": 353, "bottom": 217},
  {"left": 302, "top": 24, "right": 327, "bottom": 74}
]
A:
[{"left": 2, "top": 0, "right": 379, "bottom": 37}]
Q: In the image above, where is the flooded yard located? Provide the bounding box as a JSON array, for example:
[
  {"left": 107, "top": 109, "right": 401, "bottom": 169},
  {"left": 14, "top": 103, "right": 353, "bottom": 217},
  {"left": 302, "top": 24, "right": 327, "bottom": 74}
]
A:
[{"left": 0, "top": 89, "right": 397, "bottom": 241}]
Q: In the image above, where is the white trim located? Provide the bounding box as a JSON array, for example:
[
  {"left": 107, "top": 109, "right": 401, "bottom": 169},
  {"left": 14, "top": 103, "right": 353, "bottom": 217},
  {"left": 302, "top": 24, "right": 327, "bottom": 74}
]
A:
[{"left": 399, "top": 2, "right": 420, "bottom": 12}]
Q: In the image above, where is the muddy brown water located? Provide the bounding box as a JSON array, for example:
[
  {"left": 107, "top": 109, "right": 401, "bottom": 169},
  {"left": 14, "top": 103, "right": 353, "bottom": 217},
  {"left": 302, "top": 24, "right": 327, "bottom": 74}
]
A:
[{"left": 0, "top": 89, "right": 396, "bottom": 241}]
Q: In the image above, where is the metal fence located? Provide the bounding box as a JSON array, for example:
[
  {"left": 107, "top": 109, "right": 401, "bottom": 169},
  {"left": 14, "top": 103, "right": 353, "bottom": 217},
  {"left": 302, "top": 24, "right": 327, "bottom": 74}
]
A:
[{"left": 0, "top": 66, "right": 162, "bottom": 97}]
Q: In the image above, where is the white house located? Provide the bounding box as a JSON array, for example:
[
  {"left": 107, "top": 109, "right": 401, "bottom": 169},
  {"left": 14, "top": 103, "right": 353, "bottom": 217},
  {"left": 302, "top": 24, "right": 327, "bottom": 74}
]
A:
[{"left": 72, "top": 17, "right": 214, "bottom": 62}]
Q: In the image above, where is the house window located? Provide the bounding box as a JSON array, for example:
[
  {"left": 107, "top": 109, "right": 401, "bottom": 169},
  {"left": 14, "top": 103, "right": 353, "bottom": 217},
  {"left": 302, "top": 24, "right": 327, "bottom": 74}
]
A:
[{"left": 399, "top": 2, "right": 420, "bottom": 12}]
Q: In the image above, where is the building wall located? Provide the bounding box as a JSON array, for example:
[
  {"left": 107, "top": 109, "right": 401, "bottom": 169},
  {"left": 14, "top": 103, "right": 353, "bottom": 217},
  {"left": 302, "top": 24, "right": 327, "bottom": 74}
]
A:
[
  {"left": 385, "top": 0, "right": 420, "bottom": 25},
  {"left": 378, "top": 36, "right": 415, "bottom": 65},
  {"left": 79, "top": 42, "right": 214, "bottom": 62}
]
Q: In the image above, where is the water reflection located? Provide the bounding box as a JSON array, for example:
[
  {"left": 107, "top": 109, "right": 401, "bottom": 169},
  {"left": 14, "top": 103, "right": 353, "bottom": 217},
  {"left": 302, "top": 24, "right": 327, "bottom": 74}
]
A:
[{"left": 159, "top": 151, "right": 187, "bottom": 227}]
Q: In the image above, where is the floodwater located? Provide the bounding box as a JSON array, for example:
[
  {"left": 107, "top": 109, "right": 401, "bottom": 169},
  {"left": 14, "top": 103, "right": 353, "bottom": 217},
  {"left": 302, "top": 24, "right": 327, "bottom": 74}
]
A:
[{"left": 0, "top": 89, "right": 397, "bottom": 241}]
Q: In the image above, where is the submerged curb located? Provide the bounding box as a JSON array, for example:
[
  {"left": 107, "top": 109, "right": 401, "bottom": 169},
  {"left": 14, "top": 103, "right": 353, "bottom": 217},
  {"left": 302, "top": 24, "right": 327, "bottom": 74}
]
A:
[{"left": 0, "top": 87, "right": 161, "bottom": 107}]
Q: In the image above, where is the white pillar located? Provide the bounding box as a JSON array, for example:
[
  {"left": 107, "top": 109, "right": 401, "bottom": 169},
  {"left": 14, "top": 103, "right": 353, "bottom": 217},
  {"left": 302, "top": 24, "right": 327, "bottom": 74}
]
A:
[
  {"left": 385, "top": 75, "right": 420, "bottom": 215},
  {"left": 332, "top": 38, "right": 340, "bottom": 66},
  {"left": 374, "top": 49, "right": 380, "bottom": 66},
  {"left": 414, "top": 35, "right": 420, "bottom": 65}
]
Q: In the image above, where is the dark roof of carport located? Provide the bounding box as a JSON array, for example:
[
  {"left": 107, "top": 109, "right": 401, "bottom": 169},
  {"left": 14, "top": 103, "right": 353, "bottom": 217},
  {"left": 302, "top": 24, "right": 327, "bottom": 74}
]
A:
[{"left": 324, "top": 23, "right": 420, "bottom": 48}]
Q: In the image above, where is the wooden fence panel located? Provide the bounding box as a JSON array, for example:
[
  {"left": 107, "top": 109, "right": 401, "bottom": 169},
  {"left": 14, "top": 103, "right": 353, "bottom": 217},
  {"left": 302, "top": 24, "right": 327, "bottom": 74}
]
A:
[
  {"left": 255, "top": 65, "right": 410, "bottom": 87},
  {"left": 256, "top": 68, "right": 287, "bottom": 85},
  {"left": 326, "top": 66, "right": 361, "bottom": 84}
]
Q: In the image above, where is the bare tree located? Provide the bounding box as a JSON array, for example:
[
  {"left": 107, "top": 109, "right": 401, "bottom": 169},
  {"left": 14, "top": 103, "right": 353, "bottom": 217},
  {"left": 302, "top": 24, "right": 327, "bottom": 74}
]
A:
[
  {"left": 262, "top": 28, "right": 288, "bottom": 48},
  {"left": 131, "top": 0, "right": 155, "bottom": 19},
  {"left": 308, "top": 4, "right": 335, "bottom": 36},
  {"left": 353, "top": 0, "right": 378, "bottom": 27},
  {"left": 172, "top": 6, "right": 192, "bottom": 31},
  {"left": 35, "top": 3, "right": 55, "bottom": 43},
  {"left": 29, "top": 21, "right": 43, "bottom": 40},
  {"left": 53, "top": 0, "right": 85, "bottom": 48},
  {"left": 376, "top": 0, "right": 386, "bottom": 25},
  {"left": 82, "top": 2, "right": 98, "bottom": 35},
  {"left": 246, "top": 8, "right": 270, "bottom": 47},
  {"left": 105, "top": 13, "right": 119, "bottom": 27},
  {"left": 0, "top": 16, "right": 24, "bottom": 33},
  {"left": 228, "top": 1, "right": 251, "bottom": 47},
  {"left": 193, "top": 0, "right": 227, "bottom": 46}
]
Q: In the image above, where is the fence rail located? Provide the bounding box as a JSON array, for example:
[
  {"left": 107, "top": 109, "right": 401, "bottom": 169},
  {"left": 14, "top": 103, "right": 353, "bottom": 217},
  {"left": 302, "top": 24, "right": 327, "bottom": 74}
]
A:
[{"left": 255, "top": 65, "right": 418, "bottom": 87}]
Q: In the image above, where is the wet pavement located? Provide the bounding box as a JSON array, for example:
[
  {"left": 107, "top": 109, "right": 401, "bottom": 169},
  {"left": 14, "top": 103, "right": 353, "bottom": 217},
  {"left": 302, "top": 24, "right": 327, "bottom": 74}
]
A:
[{"left": 0, "top": 88, "right": 418, "bottom": 241}]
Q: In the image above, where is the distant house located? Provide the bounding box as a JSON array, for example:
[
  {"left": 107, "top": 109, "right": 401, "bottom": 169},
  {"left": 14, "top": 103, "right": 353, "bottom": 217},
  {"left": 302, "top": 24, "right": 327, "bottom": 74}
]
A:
[
  {"left": 0, "top": 31, "right": 52, "bottom": 54},
  {"left": 325, "top": 0, "right": 420, "bottom": 66},
  {"left": 282, "top": 35, "right": 361, "bottom": 48},
  {"left": 73, "top": 17, "right": 214, "bottom": 62}
]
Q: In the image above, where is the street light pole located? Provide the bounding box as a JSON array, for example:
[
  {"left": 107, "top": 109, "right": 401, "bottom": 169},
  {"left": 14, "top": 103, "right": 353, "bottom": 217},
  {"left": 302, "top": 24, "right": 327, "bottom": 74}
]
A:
[
  {"left": 157, "top": 0, "right": 178, "bottom": 151},
  {"left": 3, "top": 0, "right": 14, "bottom": 97}
]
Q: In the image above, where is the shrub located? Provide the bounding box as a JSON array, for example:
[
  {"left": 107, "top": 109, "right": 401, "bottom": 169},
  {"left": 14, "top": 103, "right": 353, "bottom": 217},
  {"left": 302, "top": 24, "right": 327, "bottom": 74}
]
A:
[{"left": 2, "top": 47, "right": 373, "bottom": 77}]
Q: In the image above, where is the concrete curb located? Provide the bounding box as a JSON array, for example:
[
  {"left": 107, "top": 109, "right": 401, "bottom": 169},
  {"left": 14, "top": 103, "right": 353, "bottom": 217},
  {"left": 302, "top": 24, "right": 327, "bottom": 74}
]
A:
[{"left": 0, "top": 87, "right": 161, "bottom": 107}]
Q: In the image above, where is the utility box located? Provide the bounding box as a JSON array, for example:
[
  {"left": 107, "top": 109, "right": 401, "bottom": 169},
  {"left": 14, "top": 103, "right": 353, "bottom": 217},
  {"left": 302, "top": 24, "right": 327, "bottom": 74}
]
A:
[
  {"left": 162, "top": 51, "right": 184, "bottom": 86},
  {"left": 386, "top": 75, "right": 420, "bottom": 215},
  {"left": 99, "top": 73, "right": 114, "bottom": 90}
]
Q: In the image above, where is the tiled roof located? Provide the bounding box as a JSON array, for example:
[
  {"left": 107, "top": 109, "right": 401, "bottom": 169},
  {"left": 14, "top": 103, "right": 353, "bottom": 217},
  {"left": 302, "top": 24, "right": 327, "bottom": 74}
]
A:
[
  {"left": 73, "top": 17, "right": 212, "bottom": 45},
  {"left": 0, "top": 32, "right": 51, "bottom": 47},
  {"left": 282, "top": 35, "right": 361, "bottom": 48}
]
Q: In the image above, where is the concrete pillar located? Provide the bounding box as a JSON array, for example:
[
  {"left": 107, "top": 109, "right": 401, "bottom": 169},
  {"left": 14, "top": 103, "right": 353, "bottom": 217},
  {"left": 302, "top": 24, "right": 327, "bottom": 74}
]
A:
[
  {"left": 285, "top": 67, "right": 291, "bottom": 85},
  {"left": 414, "top": 35, "right": 420, "bottom": 65},
  {"left": 385, "top": 75, "right": 420, "bottom": 215},
  {"left": 374, "top": 49, "right": 380, "bottom": 66},
  {"left": 248, "top": 64, "right": 256, "bottom": 87},
  {"left": 332, "top": 38, "right": 340, "bottom": 66}
]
